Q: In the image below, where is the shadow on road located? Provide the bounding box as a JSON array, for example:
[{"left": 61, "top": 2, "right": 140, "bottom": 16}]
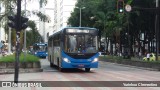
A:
[
  {"left": 51, "top": 66, "right": 95, "bottom": 73},
  {"left": 40, "top": 59, "right": 95, "bottom": 73}
]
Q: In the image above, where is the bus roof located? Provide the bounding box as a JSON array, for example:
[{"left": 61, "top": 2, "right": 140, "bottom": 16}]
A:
[
  {"left": 63, "top": 27, "right": 97, "bottom": 30},
  {"left": 33, "top": 43, "right": 47, "bottom": 46},
  {"left": 48, "top": 27, "right": 98, "bottom": 38}
]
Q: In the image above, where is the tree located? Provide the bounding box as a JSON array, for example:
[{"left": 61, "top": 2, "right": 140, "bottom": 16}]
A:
[
  {"left": 0, "top": 0, "right": 50, "bottom": 35},
  {"left": 68, "top": 0, "right": 157, "bottom": 56},
  {"left": 129, "top": 0, "right": 155, "bottom": 55},
  {"left": 68, "top": 0, "right": 101, "bottom": 27},
  {"left": 0, "top": 0, "right": 49, "bottom": 51},
  {"left": 26, "top": 20, "right": 42, "bottom": 47}
]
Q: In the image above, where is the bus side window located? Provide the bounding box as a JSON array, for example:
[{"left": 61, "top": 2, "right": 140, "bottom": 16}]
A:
[{"left": 65, "top": 35, "right": 68, "bottom": 52}]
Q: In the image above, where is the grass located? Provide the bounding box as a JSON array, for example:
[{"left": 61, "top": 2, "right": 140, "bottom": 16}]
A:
[{"left": 0, "top": 53, "right": 40, "bottom": 63}]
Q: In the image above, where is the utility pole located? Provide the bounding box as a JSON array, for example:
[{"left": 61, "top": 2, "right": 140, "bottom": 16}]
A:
[
  {"left": 0, "top": 2, "right": 1, "bottom": 42},
  {"left": 80, "top": 8, "right": 82, "bottom": 27},
  {"left": 75, "top": 7, "right": 85, "bottom": 27},
  {"left": 14, "top": 0, "right": 21, "bottom": 83},
  {"left": 8, "top": 2, "right": 28, "bottom": 82},
  {"left": 155, "top": 0, "right": 159, "bottom": 61},
  {"left": 8, "top": 28, "right": 11, "bottom": 54},
  {"left": 127, "top": 13, "right": 131, "bottom": 59},
  {"left": 23, "top": 0, "right": 27, "bottom": 62}
]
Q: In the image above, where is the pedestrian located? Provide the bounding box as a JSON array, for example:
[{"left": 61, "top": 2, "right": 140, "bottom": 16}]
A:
[
  {"left": 146, "top": 52, "right": 150, "bottom": 61},
  {"left": 138, "top": 52, "right": 142, "bottom": 60}
]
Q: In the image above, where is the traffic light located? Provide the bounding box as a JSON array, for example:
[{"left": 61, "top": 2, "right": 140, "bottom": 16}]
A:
[
  {"left": 117, "top": 0, "right": 124, "bottom": 13},
  {"left": 8, "top": 15, "right": 29, "bottom": 30},
  {"left": 8, "top": 15, "right": 17, "bottom": 29},
  {"left": 20, "top": 16, "right": 29, "bottom": 30}
]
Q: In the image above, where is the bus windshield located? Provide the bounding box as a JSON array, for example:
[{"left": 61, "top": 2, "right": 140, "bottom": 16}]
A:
[
  {"left": 33, "top": 44, "right": 47, "bottom": 52},
  {"left": 64, "top": 34, "right": 98, "bottom": 53}
]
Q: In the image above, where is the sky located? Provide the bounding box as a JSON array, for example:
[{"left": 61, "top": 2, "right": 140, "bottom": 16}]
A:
[
  {"left": 0, "top": 0, "right": 54, "bottom": 42},
  {"left": 24, "top": 0, "right": 54, "bottom": 42},
  {"left": 24, "top": 0, "right": 54, "bottom": 21}
]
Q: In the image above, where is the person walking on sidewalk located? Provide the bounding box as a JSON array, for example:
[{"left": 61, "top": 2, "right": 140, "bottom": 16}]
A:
[
  {"left": 146, "top": 52, "right": 150, "bottom": 61},
  {"left": 138, "top": 52, "right": 142, "bottom": 60}
]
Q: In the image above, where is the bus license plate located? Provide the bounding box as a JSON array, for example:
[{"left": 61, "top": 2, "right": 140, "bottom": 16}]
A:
[{"left": 78, "top": 64, "right": 84, "bottom": 67}]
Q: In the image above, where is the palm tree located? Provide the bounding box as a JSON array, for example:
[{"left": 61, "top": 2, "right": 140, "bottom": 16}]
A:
[
  {"left": 0, "top": 0, "right": 49, "bottom": 49},
  {"left": 0, "top": 0, "right": 49, "bottom": 33}
]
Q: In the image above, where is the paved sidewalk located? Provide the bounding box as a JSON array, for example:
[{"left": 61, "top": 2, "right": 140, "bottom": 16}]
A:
[{"left": 99, "top": 56, "right": 160, "bottom": 71}]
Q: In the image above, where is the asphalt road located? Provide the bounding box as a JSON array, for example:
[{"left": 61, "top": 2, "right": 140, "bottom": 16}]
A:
[{"left": 0, "top": 58, "right": 160, "bottom": 90}]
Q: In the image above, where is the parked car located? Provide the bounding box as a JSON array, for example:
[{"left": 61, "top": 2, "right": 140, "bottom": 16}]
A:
[{"left": 143, "top": 53, "right": 155, "bottom": 61}]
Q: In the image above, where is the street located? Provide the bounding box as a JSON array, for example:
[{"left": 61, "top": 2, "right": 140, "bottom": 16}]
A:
[
  {"left": 0, "top": 0, "right": 160, "bottom": 90},
  {"left": 0, "top": 59, "right": 160, "bottom": 90}
]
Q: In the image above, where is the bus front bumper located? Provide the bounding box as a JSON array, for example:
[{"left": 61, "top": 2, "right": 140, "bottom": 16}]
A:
[{"left": 61, "top": 61, "right": 98, "bottom": 68}]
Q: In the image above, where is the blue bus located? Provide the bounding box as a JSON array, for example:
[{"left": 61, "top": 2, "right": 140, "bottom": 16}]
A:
[
  {"left": 48, "top": 27, "right": 99, "bottom": 72},
  {"left": 32, "top": 43, "right": 48, "bottom": 58}
]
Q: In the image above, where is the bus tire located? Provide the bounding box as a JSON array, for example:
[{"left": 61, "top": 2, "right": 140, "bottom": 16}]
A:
[
  {"left": 59, "top": 67, "right": 63, "bottom": 72},
  {"left": 58, "top": 58, "right": 63, "bottom": 71},
  {"left": 85, "top": 68, "right": 90, "bottom": 72}
]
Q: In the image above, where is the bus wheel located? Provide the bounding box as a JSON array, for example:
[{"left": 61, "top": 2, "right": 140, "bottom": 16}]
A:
[
  {"left": 59, "top": 67, "right": 63, "bottom": 72},
  {"left": 85, "top": 68, "right": 90, "bottom": 72}
]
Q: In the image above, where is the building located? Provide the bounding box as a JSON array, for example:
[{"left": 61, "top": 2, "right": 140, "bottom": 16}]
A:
[
  {"left": 0, "top": 3, "right": 6, "bottom": 42},
  {"left": 27, "top": 0, "right": 77, "bottom": 42},
  {"left": 1, "top": 0, "right": 76, "bottom": 43},
  {"left": 25, "top": 0, "right": 55, "bottom": 43},
  {"left": 53, "top": 0, "right": 77, "bottom": 32},
  {"left": 40, "top": 0, "right": 54, "bottom": 42}
]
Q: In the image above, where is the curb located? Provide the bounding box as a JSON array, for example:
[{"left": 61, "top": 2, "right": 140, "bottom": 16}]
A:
[
  {"left": 0, "top": 68, "right": 43, "bottom": 74},
  {"left": 110, "top": 62, "right": 159, "bottom": 71},
  {"left": 100, "top": 60, "right": 160, "bottom": 71}
]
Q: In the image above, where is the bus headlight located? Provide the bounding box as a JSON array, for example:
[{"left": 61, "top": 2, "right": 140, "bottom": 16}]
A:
[
  {"left": 63, "top": 58, "right": 71, "bottom": 63},
  {"left": 92, "top": 58, "right": 98, "bottom": 63}
]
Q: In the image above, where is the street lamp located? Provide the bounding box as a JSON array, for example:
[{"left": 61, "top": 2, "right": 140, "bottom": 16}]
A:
[
  {"left": 155, "top": 0, "right": 159, "bottom": 61},
  {"left": 75, "top": 7, "right": 85, "bottom": 27}
]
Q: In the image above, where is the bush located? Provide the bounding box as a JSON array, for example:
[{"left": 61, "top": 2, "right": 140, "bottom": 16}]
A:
[
  {"left": 0, "top": 53, "right": 40, "bottom": 63},
  {"left": 99, "top": 55, "right": 160, "bottom": 64},
  {"left": 99, "top": 55, "right": 123, "bottom": 61}
]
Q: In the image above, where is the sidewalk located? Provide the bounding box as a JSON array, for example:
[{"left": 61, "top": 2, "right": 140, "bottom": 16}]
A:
[{"left": 99, "top": 56, "right": 160, "bottom": 71}]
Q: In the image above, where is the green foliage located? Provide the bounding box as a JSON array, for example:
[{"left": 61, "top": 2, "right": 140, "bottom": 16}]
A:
[
  {"left": 126, "top": 0, "right": 133, "bottom": 5},
  {"left": 68, "top": 0, "right": 157, "bottom": 55},
  {"left": 0, "top": 53, "right": 40, "bottom": 62},
  {"left": 68, "top": 0, "right": 125, "bottom": 38},
  {"left": 26, "top": 20, "right": 43, "bottom": 47},
  {"left": 100, "top": 55, "right": 160, "bottom": 63},
  {"left": 0, "top": 0, "right": 49, "bottom": 50}
]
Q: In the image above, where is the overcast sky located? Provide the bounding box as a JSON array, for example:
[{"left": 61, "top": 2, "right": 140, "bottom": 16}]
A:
[{"left": 24, "top": 0, "right": 54, "bottom": 21}]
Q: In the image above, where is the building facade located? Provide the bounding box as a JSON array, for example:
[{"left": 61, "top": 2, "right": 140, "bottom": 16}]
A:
[{"left": 53, "top": 0, "right": 77, "bottom": 32}]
